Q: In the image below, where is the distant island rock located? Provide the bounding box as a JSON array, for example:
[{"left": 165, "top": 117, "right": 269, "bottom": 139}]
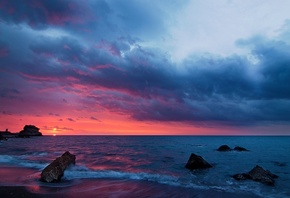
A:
[
  {"left": 217, "top": 145, "right": 231, "bottom": 151},
  {"left": 233, "top": 146, "right": 248, "bottom": 152},
  {"left": 19, "top": 125, "right": 42, "bottom": 137},
  {"left": 232, "top": 165, "right": 278, "bottom": 186},
  {"left": 41, "top": 151, "right": 76, "bottom": 182},
  {"left": 217, "top": 145, "right": 249, "bottom": 152},
  {"left": 185, "top": 153, "right": 212, "bottom": 170}
]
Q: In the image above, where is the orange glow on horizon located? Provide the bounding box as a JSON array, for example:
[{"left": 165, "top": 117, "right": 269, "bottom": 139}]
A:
[{"left": 1, "top": 113, "right": 287, "bottom": 135}]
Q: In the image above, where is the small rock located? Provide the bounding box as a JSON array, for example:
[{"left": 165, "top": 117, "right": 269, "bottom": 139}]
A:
[
  {"left": 232, "top": 173, "right": 251, "bottom": 180},
  {"left": 234, "top": 146, "right": 248, "bottom": 151},
  {"left": 41, "top": 151, "right": 76, "bottom": 182},
  {"left": 217, "top": 145, "right": 231, "bottom": 151},
  {"left": 185, "top": 153, "right": 212, "bottom": 170},
  {"left": 232, "top": 165, "right": 278, "bottom": 186}
]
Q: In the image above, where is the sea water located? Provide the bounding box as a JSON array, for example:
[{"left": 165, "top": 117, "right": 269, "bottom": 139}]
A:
[{"left": 0, "top": 136, "right": 289, "bottom": 197}]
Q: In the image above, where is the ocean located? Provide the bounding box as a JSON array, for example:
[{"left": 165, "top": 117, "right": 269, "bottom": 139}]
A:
[{"left": 0, "top": 136, "right": 289, "bottom": 198}]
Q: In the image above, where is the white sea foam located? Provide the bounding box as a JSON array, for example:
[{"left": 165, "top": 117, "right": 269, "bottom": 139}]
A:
[
  {"left": 0, "top": 155, "right": 47, "bottom": 169},
  {"left": 65, "top": 165, "right": 180, "bottom": 185}
]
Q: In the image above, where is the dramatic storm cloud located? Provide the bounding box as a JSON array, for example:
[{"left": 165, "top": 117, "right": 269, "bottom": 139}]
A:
[{"left": 1, "top": 0, "right": 290, "bottom": 134}]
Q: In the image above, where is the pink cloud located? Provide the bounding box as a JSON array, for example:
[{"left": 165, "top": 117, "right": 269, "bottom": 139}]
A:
[
  {"left": 89, "top": 64, "right": 124, "bottom": 73},
  {"left": 19, "top": 72, "right": 58, "bottom": 82}
]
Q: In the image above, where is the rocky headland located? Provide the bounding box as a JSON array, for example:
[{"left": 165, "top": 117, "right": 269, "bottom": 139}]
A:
[
  {"left": 0, "top": 125, "right": 42, "bottom": 139},
  {"left": 19, "top": 125, "right": 42, "bottom": 137}
]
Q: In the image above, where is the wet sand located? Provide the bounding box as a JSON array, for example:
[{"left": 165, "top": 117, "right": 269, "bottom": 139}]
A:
[{"left": 0, "top": 186, "right": 51, "bottom": 198}]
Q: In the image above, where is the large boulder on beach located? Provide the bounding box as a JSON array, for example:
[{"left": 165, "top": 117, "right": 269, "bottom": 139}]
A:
[
  {"left": 232, "top": 165, "right": 278, "bottom": 186},
  {"left": 19, "top": 125, "right": 42, "bottom": 137},
  {"left": 217, "top": 145, "right": 231, "bottom": 151},
  {"left": 185, "top": 153, "right": 212, "bottom": 170},
  {"left": 41, "top": 151, "right": 76, "bottom": 182}
]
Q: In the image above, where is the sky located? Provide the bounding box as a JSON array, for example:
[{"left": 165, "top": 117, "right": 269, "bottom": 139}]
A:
[{"left": 1, "top": 0, "right": 290, "bottom": 135}]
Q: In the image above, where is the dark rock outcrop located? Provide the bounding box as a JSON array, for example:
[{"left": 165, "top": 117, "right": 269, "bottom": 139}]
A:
[
  {"left": 41, "top": 151, "right": 76, "bottom": 182},
  {"left": 0, "top": 130, "right": 18, "bottom": 138},
  {"left": 185, "top": 153, "right": 212, "bottom": 170},
  {"left": 0, "top": 133, "right": 5, "bottom": 140},
  {"left": 233, "top": 146, "right": 248, "bottom": 151},
  {"left": 232, "top": 165, "right": 278, "bottom": 186},
  {"left": 217, "top": 145, "right": 231, "bottom": 151},
  {"left": 19, "top": 125, "right": 42, "bottom": 137}
]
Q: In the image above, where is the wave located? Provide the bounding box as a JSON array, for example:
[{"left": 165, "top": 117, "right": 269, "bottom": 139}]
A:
[
  {"left": 0, "top": 155, "right": 286, "bottom": 198},
  {"left": 64, "top": 165, "right": 201, "bottom": 189},
  {"left": 0, "top": 155, "right": 47, "bottom": 169},
  {"left": 0, "top": 154, "right": 207, "bottom": 190}
]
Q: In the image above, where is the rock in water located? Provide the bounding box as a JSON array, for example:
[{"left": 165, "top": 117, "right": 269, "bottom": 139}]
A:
[
  {"left": 185, "top": 153, "right": 212, "bottom": 170},
  {"left": 233, "top": 146, "right": 248, "bottom": 151},
  {"left": 232, "top": 165, "right": 278, "bottom": 186},
  {"left": 19, "top": 125, "right": 42, "bottom": 137},
  {"left": 248, "top": 165, "right": 278, "bottom": 185},
  {"left": 217, "top": 145, "right": 231, "bottom": 151},
  {"left": 41, "top": 151, "right": 76, "bottom": 182}
]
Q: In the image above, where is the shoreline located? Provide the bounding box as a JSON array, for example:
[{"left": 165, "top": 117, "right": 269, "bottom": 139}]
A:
[
  {"left": 0, "top": 184, "right": 263, "bottom": 198},
  {"left": 0, "top": 166, "right": 262, "bottom": 198}
]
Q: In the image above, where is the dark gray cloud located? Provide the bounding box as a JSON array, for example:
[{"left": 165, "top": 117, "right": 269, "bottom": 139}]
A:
[
  {"left": 0, "top": 0, "right": 89, "bottom": 29},
  {"left": 2, "top": 29, "right": 290, "bottom": 125},
  {"left": 0, "top": 41, "right": 9, "bottom": 57},
  {"left": 42, "top": 126, "right": 74, "bottom": 131},
  {"left": 67, "top": 118, "right": 75, "bottom": 122},
  {"left": 49, "top": 112, "right": 60, "bottom": 117},
  {"left": 90, "top": 116, "right": 100, "bottom": 121},
  {"left": 0, "top": 88, "right": 20, "bottom": 99},
  {"left": 0, "top": 1, "right": 289, "bottom": 128}
]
